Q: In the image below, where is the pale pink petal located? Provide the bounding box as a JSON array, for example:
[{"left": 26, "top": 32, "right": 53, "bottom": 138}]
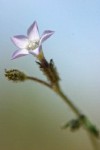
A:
[
  {"left": 40, "top": 30, "right": 54, "bottom": 44},
  {"left": 29, "top": 45, "right": 42, "bottom": 56},
  {"left": 11, "top": 35, "right": 29, "bottom": 49},
  {"left": 12, "top": 49, "right": 29, "bottom": 59},
  {"left": 27, "top": 21, "right": 40, "bottom": 41}
]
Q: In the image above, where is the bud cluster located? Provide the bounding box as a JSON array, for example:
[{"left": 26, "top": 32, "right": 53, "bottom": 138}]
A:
[{"left": 5, "top": 69, "right": 27, "bottom": 82}]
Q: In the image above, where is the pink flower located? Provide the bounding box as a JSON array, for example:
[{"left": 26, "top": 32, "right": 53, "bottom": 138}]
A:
[{"left": 11, "top": 21, "right": 54, "bottom": 59}]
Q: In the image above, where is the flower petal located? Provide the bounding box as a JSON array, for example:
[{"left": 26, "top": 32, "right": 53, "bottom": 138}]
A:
[
  {"left": 29, "top": 45, "right": 42, "bottom": 56},
  {"left": 12, "top": 49, "right": 29, "bottom": 59},
  {"left": 11, "top": 35, "right": 29, "bottom": 48},
  {"left": 40, "top": 30, "right": 54, "bottom": 44},
  {"left": 27, "top": 21, "right": 40, "bottom": 41}
]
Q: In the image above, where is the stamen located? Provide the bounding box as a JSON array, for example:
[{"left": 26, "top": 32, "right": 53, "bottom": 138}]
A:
[{"left": 27, "top": 40, "right": 39, "bottom": 50}]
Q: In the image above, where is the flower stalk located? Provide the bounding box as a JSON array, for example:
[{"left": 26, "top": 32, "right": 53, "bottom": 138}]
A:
[{"left": 53, "top": 85, "right": 81, "bottom": 116}]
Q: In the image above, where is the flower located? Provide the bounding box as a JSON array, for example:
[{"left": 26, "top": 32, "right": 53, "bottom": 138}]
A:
[{"left": 11, "top": 21, "right": 54, "bottom": 60}]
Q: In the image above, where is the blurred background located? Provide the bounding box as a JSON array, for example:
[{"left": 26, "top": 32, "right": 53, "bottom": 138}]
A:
[{"left": 0, "top": 0, "right": 100, "bottom": 149}]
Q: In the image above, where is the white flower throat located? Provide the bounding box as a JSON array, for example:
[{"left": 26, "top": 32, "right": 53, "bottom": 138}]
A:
[{"left": 27, "top": 40, "right": 39, "bottom": 50}]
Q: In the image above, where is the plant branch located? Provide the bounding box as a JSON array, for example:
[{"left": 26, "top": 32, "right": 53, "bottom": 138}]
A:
[
  {"left": 27, "top": 75, "right": 99, "bottom": 139},
  {"left": 27, "top": 75, "right": 81, "bottom": 116},
  {"left": 27, "top": 76, "right": 52, "bottom": 89},
  {"left": 53, "top": 86, "right": 81, "bottom": 116}
]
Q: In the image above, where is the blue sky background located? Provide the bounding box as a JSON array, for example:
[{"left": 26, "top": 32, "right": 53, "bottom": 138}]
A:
[{"left": 1, "top": 0, "right": 100, "bottom": 150}]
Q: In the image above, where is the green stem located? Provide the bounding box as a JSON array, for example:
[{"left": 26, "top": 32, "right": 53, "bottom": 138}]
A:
[
  {"left": 27, "top": 75, "right": 81, "bottom": 116},
  {"left": 26, "top": 75, "right": 99, "bottom": 139},
  {"left": 53, "top": 86, "right": 81, "bottom": 116},
  {"left": 27, "top": 76, "right": 52, "bottom": 89}
]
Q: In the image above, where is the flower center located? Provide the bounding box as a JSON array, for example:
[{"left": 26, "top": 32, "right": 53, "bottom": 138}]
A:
[{"left": 27, "top": 40, "right": 39, "bottom": 50}]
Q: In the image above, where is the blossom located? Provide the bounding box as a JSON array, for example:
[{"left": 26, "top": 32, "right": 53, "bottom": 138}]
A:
[{"left": 11, "top": 21, "right": 54, "bottom": 60}]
